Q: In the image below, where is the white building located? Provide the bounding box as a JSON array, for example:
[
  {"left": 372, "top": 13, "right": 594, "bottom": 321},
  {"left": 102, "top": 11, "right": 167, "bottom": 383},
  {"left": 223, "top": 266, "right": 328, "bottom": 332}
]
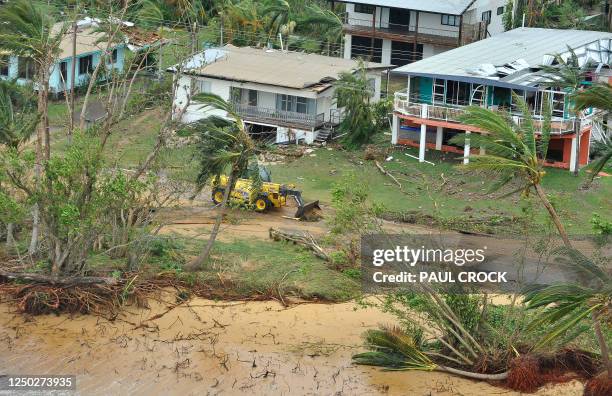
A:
[
  {"left": 170, "top": 45, "right": 388, "bottom": 144},
  {"left": 338, "top": 0, "right": 508, "bottom": 66}
]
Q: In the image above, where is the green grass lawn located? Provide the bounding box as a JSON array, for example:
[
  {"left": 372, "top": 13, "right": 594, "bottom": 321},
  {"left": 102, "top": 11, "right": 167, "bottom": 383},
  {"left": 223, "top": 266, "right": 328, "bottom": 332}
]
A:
[
  {"left": 268, "top": 137, "right": 611, "bottom": 235},
  {"left": 47, "top": 103, "right": 611, "bottom": 235}
]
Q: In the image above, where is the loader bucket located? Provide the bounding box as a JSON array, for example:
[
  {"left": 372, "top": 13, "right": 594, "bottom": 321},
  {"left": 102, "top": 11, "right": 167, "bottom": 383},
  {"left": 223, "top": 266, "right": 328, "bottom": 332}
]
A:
[{"left": 294, "top": 200, "right": 321, "bottom": 220}]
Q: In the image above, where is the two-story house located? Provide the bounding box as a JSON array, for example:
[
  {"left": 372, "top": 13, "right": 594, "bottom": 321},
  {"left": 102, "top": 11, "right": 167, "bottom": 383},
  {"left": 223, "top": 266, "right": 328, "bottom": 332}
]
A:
[
  {"left": 0, "top": 21, "right": 126, "bottom": 95},
  {"left": 169, "top": 45, "right": 388, "bottom": 145},
  {"left": 337, "top": 0, "right": 508, "bottom": 66},
  {"left": 390, "top": 28, "right": 612, "bottom": 172}
]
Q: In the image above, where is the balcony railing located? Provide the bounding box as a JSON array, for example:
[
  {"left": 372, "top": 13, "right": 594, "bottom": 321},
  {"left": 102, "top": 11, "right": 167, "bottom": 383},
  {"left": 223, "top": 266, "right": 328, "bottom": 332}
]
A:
[
  {"left": 344, "top": 15, "right": 460, "bottom": 39},
  {"left": 394, "top": 90, "right": 580, "bottom": 135},
  {"left": 232, "top": 102, "right": 325, "bottom": 129}
]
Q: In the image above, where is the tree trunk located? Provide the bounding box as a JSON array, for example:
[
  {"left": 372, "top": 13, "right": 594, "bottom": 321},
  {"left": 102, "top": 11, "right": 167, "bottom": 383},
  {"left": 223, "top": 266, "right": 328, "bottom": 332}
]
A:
[
  {"left": 28, "top": 204, "right": 40, "bottom": 255},
  {"left": 437, "top": 365, "right": 508, "bottom": 381},
  {"left": 534, "top": 183, "right": 572, "bottom": 249},
  {"left": 68, "top": 19, "right": 77, "bottom": 138},
  {"left": 187, "top": 172, "right": 236, "bottom": 271},
  {"left": 6, "top": 223, "right": 14, "bottom": 247},
  {"left": 592, "top": 312, "right": 612, "bottom": 379}
]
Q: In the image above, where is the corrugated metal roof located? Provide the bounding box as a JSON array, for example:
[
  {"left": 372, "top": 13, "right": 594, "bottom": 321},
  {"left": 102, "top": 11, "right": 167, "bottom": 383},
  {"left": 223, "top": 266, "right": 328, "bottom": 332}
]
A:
[
  {"left": 392, "top": 28, "right": 612, "bottom": 89},
  {"left": 339, "top": 0, "right": 474, "bottom": 15},
  {"left": 177, "top": 45, "right": 389, "bottom": 90}
]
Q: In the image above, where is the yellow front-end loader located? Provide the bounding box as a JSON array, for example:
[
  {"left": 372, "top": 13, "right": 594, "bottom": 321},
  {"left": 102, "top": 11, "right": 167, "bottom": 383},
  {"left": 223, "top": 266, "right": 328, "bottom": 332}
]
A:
[{"left": 211, "top": 175, "right": 320, "bottom": 220}]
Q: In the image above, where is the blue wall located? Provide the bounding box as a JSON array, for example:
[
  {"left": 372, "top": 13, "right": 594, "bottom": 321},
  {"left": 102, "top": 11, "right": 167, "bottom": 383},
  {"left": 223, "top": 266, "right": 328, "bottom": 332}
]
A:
[{"left": 0, "top": 44, "right": 126, "bottom": 93}]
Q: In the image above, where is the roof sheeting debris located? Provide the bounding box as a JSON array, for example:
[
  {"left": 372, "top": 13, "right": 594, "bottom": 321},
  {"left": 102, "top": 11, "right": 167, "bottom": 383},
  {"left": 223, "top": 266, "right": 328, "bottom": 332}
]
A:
[
  {"left": 392, "top": 28, "right": 612, "bottom": 90},
  {"left": 172, "top": 45, "right": 389, "bottom": 91}
]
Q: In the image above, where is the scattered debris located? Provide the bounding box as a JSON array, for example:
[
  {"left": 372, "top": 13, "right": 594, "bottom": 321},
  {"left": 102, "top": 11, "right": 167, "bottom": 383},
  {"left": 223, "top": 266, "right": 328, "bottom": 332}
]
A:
[{"left": 269, "top": 228, "right": 328, "bottom": 261}]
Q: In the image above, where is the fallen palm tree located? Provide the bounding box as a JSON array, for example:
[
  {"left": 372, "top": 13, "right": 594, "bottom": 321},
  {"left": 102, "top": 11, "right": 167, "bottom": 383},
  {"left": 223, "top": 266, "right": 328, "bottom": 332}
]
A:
[{"left": 353, "top": 325, "right": 508, "bottom": 380}]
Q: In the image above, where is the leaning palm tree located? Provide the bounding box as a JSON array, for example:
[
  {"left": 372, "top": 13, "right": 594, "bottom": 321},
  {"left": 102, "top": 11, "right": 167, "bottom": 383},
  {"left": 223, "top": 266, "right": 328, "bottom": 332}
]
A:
[
  {"left": 185, "top": 93, "right": 255, "bottom": 271},
  {"left": 261, "top": 0, "right": 291, "bottom": 41},
  {"left": 0, "top": 0, "right": 67, "bottom": 254},
  {"left": 524, "top": 247, "right": 611, "bottom": 379},
  {"left": 450, "top": 94, "right": 573, "bottom": 248},
  {"left": 573, "top": 83, "right": 612, "bottom": 185}
]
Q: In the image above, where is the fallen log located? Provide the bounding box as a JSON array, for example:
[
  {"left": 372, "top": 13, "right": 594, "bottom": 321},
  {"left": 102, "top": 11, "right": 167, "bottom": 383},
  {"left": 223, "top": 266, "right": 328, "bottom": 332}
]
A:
[
  {"left": 0, "top": 270, "right": 118, "bottom": 286},
  {"left": 269, "top": 228, "right": 329, "bottom": 261},
  {"left": 374, "top": 160, "right": 402, "bottom": 188}
]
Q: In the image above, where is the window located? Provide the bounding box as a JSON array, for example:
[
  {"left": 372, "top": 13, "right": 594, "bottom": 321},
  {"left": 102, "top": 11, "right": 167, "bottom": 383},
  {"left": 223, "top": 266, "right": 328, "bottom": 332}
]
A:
[
  {"left": 111, "top": 48, "right": 118, "bottom": 63},
  {"left": 197, "top": 79, "right": 211, "bottom": 94},
  {"left": 497, "top": 6, "right": 504, "bottom": 15},
  {"left": 354, "top": 4, "right": 375, "bottom": 14},
  {"left": 482, "top": 10, "right": 492, "bottom": 22},
  {"left": 230, "top": 87, "right": 242, "bottom": 103},
  {"left": 0, "top": 56, "right": 8, "bottom": 76},
  {"left": 248, "top": 89, "right": 258, "bottom": 106},
  {"left": 17, "top": 57, "right": 35, "bottom": 80},
  {"left": 441, "top": 14, "right": 460, "bottom": 27},
  {"left": 277, "top": 94, "right": 314, "bottom": 114},
  {"left": 59, "top": 61, "right": 68, "bottom": 82},
  {"left": 79, "top": 55, "right": 93, "bottom": 75}
]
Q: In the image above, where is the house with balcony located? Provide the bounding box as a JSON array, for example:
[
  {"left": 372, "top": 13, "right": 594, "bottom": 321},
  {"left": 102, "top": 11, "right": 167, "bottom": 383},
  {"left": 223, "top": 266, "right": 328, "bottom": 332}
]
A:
[
  {"left": 0, "top": 21, "right": 126, "bottom": 95},
  {"left": 337, "top": 0, "right": 508, "bottom": 66},
  {"left": 390, "top": 27, "right": 612, "bottom": 172},
  {"left": 169, "top": 45, "right": 388, "bottom": 144}
]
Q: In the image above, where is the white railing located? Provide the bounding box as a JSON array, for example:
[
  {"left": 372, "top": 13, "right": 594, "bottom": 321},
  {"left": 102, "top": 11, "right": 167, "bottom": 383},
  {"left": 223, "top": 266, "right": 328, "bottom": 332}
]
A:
[
  {"left": 394, "top": 90, "right": 579, "bottom": 135},
  {"left": 232, "top": 102, "right": 325, "bottom": 128}
]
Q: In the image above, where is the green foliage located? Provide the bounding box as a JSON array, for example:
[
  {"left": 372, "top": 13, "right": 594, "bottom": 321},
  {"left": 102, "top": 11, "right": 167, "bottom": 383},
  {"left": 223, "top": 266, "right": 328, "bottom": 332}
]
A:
[
  {"left": 329, "top": 173, "right": 379, "bottom": 235},
  {"left": 590, "top": 213, "right": 612, "bottom": 235},
  {"left": 524, "top": 248, "right": 610, "bottom": 350},
  {"left": 334, "top": 62, "right": 379, "bottom": 149}
]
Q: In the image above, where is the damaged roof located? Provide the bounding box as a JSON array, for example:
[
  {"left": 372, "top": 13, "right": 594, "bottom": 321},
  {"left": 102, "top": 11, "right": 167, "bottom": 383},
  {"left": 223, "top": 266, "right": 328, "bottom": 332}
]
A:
[
  {"left": 392, "top": 28, "right": 612, "bottom": 90},
  {"left": 54, "top": 23, "right": 120, "bottom": 59},
  {"left": 120, "top": 26, "right": 167, "bottom": 50},
  {"left": 172, "top": 45, "right": 389, "bottom": 91}
]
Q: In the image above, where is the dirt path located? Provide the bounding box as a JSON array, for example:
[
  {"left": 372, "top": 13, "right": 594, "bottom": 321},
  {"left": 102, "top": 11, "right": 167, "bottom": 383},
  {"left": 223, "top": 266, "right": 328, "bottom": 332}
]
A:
[{"left": 0, "top": 297, "right": 583, "bottom": 395}]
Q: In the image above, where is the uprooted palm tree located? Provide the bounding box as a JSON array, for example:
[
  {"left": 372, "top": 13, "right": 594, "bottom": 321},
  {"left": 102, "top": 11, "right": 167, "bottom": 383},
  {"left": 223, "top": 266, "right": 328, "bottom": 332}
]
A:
[
  {"left": 449, "top": 94, "right": 573, "bottom": 249},
  {"left": 0, "top": 0, "right": 67, "bottom": 254},
  {"left": 353, "top": 287, "right": 510, "bottom": 381},
  {"left": 573, "top": 83, "right": 612, "bottom": 185},
  {"left": 524, "top": 247, "right": 611, "bottom": 379},
  {"left": 185, "top": 93, "right": 255, "bottom": 271}
]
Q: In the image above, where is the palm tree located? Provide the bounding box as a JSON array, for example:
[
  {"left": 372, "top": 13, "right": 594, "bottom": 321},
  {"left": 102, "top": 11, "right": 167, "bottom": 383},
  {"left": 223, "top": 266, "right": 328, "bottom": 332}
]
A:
[
  {"left": 524, "top": 248, "right": 611, "bottom": 379},
  {"left": 185, "top": 93, "right": 255, "bottom": 271},
  {"left": 573, "top": 83, "right": 612, "bottom": 185},
  {"left": 0, "top": 0, "right": 67, "bottom": 254},
  {"left": 261, "top": 0, "right": 291, "bottom": 41},
  {"left": 450, "top": 94, "right": 573, "bottom": 248},
  {"left": 334, "top": 62, "right": 377, "bottom": 149},
  {"left": 299, "top": 4, "right": 343, "bottom": 56}
]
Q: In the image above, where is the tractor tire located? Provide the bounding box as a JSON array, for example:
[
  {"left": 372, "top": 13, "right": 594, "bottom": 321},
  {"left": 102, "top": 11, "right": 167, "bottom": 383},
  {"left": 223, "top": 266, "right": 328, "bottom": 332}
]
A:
[
  {"left": 211, "top": 188, "right": 225, "bottom": 205},
  {"left": 254, "top": 196, "right": 271, "bottom": 212}
]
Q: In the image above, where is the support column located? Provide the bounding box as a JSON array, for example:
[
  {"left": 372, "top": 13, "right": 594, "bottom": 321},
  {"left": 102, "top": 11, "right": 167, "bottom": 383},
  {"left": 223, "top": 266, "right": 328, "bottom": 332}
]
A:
[
  {"left": 343, "top": 34, "right": 352, "bottom": 60},
  {"left": 419, "top": 124, "right": 427, "bottom": 162},
  {"left": 381, "top": 39, "right": 392, "bottom": 65},
  {"left": 479, "top": 145, "right": 486, "bottom": 155},
  {"left": 569, "top": 135, "right": 578, "bottom": 173},
  {"left": 391, "top": 114, "right": 399, "bottom": 144},
  {"left": 435, "top": 126, "right": 443, "bottom": 150},
  {"left": 463, "top": 131, "right": 471, "bottom": 165},
  {"left": 419, "top": 104, "right": 428, "bottom": 162}
]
